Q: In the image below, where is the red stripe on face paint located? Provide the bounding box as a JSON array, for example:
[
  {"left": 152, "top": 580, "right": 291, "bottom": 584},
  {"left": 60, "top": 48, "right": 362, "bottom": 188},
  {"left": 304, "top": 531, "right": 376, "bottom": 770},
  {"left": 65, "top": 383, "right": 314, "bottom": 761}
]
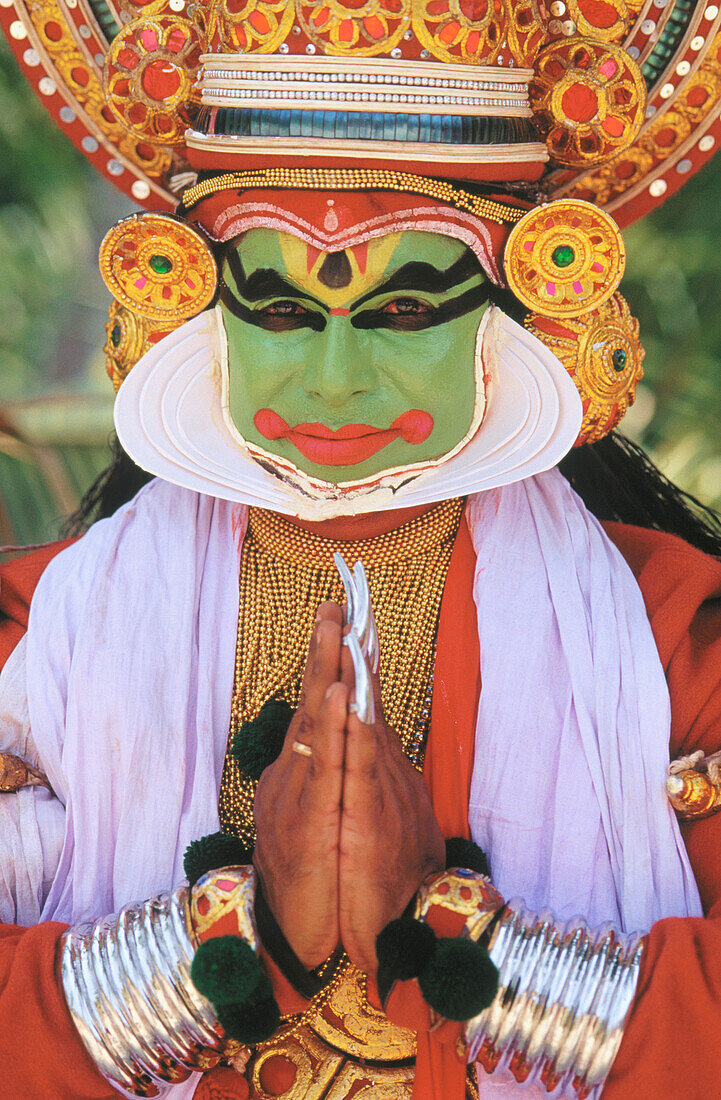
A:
[
  {"left": 306, "top": 244, "right": 322, "bottom": 273},
  {"left": 329, "top": 307, "right": 351, "bottom": 316},
  {"left": 351, "top": 242, "right": 368, "bottom": 274}
]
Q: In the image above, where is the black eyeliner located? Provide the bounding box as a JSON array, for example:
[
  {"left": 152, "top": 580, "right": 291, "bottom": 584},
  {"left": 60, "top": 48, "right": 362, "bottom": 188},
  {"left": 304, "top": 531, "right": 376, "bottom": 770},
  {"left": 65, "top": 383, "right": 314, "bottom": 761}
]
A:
[
  {"left": 350, "top": 251, "right": 483, "bottom": 310},
  {"left": 351, "top": 283, "right": 490, "bottom": 331}
]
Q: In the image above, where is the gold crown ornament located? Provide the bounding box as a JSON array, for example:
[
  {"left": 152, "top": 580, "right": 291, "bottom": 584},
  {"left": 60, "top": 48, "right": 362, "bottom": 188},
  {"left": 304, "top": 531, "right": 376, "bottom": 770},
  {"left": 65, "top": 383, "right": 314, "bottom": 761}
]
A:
[
  {"left": 116, "top": 0, "right": 649, "bottom": 182},
  {"left": 7, "top": 0, "right": 721, "bottom": 213}
]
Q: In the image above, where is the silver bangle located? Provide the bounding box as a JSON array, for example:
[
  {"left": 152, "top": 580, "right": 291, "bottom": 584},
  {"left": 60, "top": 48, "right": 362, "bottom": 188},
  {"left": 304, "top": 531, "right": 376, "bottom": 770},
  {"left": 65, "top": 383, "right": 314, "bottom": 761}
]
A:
[
  {"left": 464, "top": 902, "right": 644, "bottom": 1096},
  {"left": 60, "top": 884, "right": 226, "bottom": 1098}
]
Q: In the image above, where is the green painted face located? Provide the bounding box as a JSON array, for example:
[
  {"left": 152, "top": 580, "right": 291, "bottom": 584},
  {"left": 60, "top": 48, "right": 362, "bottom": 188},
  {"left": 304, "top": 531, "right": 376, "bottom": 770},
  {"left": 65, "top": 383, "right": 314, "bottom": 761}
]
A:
[{"left": 220, "top": 227, "right": 489, "bottom": 483}]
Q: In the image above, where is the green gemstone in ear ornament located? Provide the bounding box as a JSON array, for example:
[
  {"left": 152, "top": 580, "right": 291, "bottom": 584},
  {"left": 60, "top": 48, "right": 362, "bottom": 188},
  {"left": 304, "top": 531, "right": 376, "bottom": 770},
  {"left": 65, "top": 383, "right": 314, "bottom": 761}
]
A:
[
  {"left": 551, "top": 244, "right": 575, "bottom": 268},
  {"left": 149, "top": 253, "right": 173, "bottom": 275}
]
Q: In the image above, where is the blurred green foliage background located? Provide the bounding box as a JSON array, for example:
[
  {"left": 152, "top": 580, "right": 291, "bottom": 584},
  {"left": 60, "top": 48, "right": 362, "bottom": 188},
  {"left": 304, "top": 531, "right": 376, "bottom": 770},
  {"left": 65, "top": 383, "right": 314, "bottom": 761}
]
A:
[{"left": 0, "top": 38, "right": 719, "bottom": 543}]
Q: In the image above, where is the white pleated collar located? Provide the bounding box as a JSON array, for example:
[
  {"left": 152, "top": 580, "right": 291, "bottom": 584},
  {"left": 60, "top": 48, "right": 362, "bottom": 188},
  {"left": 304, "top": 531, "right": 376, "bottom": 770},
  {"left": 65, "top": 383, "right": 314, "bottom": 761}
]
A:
[{"left": 115, "top": 305, "right": 582, "bottom": 521}]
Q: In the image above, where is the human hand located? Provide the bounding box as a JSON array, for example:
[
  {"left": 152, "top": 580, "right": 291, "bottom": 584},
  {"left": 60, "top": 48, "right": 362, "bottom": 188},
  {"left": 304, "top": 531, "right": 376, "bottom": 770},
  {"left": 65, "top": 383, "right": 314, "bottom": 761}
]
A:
[
  {"left": 338, "top": 658, "right": 446, "bottom": 975},
  {"left": 252, "top": 602, "right": 345, "bottom": 969}
]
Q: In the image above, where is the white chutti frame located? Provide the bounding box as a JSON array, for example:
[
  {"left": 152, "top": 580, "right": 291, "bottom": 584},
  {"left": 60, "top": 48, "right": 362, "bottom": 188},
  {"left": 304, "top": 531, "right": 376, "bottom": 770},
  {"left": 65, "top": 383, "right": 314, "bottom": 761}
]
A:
[{"left": 115, "top": 304, "right": 582, "bottom": 520}]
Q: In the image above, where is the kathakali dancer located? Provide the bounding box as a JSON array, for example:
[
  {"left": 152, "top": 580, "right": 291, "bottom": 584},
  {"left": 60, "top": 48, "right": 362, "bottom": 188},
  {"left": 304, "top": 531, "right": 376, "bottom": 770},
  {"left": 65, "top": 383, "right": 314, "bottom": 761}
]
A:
[{"left": 2, "top": 0, "right": 721, "bottom": 1096}]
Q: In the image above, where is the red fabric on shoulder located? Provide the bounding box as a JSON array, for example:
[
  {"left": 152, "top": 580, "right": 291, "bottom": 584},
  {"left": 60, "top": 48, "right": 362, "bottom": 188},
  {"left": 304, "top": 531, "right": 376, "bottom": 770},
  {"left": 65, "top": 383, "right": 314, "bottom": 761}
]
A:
[
  {"left": 0, "top": 920, "right": 114, "bottom": 1098},
  {"left": 604, "top": 522, "right": 721, "bottom": 759},
  {"left": 605, "top": 522, "right": 721, "bottom": 915},
  {"left": 0, "top": 539, "right": 76, "bottom": 667},
  {"left": 599, "top": 523, "right": 721, "bottom": 1099}
]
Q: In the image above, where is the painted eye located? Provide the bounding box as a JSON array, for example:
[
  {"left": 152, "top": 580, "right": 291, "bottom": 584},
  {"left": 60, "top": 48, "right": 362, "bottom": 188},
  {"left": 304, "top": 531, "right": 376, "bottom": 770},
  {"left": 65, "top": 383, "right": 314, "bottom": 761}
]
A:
[
  {"left": 261, "top": 300, "right": 309, "bottom": 316},
  {"left": 381, "top": 298, "right": 433, "bottom": 316}
]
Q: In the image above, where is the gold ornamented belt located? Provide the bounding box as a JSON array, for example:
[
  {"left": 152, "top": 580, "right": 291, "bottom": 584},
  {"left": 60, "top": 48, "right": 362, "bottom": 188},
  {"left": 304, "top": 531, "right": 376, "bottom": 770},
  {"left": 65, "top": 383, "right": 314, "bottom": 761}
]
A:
[{"left": 245, "top": 963, "right": 479, "bottom": 1099}]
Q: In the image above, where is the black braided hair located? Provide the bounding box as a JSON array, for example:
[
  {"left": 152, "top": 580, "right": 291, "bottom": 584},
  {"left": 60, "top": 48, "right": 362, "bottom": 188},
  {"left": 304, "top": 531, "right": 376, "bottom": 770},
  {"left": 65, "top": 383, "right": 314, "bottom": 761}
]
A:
[
  {"left": 64, "top": 431, "right": 721, "bottom": 558},
  {"left": 558, "top": 432, "right": 721, "bottom": 558}
]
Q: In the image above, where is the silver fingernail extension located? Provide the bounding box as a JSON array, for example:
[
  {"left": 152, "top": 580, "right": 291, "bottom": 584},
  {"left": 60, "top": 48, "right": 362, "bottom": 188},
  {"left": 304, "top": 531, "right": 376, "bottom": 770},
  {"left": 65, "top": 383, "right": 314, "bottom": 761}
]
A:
[{"left": 345, "top": 630, "right": 376, "bottom": 726}]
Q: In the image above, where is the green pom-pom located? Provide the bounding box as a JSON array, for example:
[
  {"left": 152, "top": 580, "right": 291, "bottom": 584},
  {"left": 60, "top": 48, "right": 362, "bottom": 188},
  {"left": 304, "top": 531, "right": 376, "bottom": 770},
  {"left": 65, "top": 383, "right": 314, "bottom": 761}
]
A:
[
  {"left": 183, "top": 832, "right": 253, "bottom": 887},
  {"left": 217, "top": 994, "right": 281, "bottom": 1044},
  {"left": 376, "top": 917, "right": 437, "bottom": 980},
  {"left": 230, "top": 697, "right": 294, "bottom": 781},
  {"left": 418, "top": 937, "right": 499, "bottom": 1021},
  {"left": 445, "top": 838, "right": 490, "bottom": 879},
  {"left": 191, "top": 936, "right": 263, "bottom": 1007}
]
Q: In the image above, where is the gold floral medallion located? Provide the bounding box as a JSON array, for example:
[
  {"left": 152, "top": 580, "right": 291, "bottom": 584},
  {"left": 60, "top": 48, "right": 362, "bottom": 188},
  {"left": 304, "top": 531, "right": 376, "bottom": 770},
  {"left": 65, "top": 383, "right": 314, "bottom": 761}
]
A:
[
  {"left": 99, "top": 213, "right": 218, "bottom": 323},
  {"left": 504, "top": 199, "right": 625, "bottom": 318},
  {"left": 103, "top": 14, "right": 203, "bottom": 145},
  {"left": 531, "top": 38, "right": 646, "bottom": 167}
]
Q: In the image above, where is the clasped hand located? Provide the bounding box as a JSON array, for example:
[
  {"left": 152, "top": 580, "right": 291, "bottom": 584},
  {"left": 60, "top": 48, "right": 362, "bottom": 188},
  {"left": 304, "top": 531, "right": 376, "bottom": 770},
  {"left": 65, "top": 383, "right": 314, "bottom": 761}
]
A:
[{"left": 253, "top": 602, "right": 445, "bottom": 975}]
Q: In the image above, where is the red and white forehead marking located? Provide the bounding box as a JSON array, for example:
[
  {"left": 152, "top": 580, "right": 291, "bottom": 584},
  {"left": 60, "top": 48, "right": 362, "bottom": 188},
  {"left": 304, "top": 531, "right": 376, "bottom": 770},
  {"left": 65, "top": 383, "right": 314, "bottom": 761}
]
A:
[{"left": 196, "top": 191, "right": 506, "bottom": 286}]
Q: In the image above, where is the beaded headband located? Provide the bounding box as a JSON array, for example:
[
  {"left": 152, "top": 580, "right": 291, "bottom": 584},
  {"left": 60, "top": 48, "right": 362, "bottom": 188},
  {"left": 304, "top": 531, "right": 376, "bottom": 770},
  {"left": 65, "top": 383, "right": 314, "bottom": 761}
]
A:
[
  {"left": 180, "top": 168, "right": 528, "bottom": 225},
  {"left": 186, "top": 54, "right": 545, "bottom": 175}
]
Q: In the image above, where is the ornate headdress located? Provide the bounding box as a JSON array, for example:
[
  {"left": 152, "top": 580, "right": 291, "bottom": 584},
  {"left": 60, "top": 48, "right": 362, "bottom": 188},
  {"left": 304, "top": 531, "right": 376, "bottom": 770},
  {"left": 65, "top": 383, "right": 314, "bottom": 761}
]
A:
[{"left": 2, "top": 0, "right": 719, "bottom": 468}]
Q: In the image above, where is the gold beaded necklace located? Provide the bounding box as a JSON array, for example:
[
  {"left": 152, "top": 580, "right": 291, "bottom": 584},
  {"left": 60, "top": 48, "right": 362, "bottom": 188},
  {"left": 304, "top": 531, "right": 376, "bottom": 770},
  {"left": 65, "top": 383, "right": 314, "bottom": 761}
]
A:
[{"left": 218, "top": 497, "right": 465, "bottom": 847}]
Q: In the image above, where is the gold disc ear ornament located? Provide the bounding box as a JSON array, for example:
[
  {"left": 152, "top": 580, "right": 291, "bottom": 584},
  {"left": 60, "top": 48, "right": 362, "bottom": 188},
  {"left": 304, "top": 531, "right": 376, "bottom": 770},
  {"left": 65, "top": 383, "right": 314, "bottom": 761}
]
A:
[
  {"left": 503, "top": 199, "right": 625, "bottom": 319},
  {"left": 99, "top": 212, "right": 218, "bottom": 324},
  {"left": 525, "top": 292, "right": 644, "bottom": 445},
  {"left": 104, "top": 300, "right": 180, "bottom": 392}
]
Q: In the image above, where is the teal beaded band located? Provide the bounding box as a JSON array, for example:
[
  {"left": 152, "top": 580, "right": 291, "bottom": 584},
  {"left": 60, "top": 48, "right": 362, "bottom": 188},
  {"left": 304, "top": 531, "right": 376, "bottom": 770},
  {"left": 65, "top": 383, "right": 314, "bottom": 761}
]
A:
[{"left": 195, "top": 106, "right": 539, "bottom": 146}]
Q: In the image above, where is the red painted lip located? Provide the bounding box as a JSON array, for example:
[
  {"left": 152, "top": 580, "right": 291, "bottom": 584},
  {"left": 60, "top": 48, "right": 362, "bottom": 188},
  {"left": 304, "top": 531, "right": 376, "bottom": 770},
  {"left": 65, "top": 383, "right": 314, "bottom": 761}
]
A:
[{"left": 254, "top": 408, "right": 434, "bottom": 466}]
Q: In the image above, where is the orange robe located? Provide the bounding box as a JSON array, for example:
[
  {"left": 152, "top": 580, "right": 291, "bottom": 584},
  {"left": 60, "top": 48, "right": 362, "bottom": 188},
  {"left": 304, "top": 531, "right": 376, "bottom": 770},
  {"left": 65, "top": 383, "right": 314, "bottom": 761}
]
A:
[{"left": 0, "top": 520, "right": 719, "bottom": 1098}]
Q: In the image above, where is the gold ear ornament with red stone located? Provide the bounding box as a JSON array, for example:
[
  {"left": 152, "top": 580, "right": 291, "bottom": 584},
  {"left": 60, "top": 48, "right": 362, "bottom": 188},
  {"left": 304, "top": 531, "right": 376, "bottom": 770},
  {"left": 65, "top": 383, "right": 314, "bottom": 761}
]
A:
[
  {"left": 530, "top": 37, "right": 647, "bottom": 169},
  {"left": 103, "top": 12, "right": 204, "bottom": 146}
]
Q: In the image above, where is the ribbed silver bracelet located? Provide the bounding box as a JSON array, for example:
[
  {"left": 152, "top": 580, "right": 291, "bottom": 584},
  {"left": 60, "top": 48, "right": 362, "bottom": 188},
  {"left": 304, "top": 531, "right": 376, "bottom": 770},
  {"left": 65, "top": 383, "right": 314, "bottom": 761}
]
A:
[
  {"left": 60, "top": 885, "right": 226, "bottom": 1098},
  {"left": 464, "top": 902, "right": 644, "bottom": 1097}
]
